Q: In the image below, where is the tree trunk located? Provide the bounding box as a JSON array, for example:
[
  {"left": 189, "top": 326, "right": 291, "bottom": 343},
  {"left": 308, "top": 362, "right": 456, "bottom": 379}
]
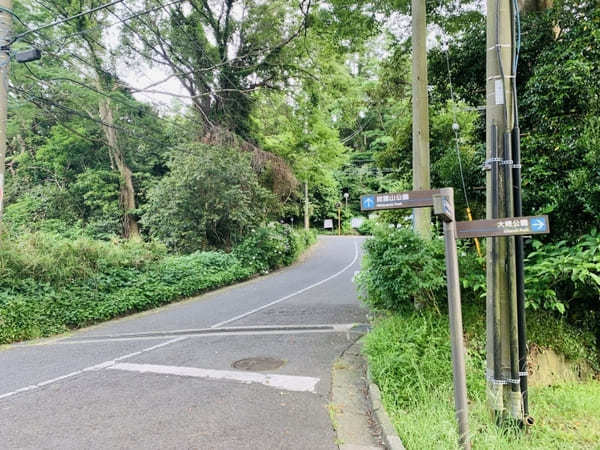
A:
[
  {"left": 98, "top": 97, "right": 139, "bottom": 238},
  {"left": 84, "top": 36, "right": 139, "bottom": 239}
]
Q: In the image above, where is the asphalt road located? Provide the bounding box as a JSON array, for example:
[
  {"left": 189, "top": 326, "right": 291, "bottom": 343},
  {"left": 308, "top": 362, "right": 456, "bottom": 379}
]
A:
[{"left": 0, "top": 236, "right": 373, "bottom": 450}]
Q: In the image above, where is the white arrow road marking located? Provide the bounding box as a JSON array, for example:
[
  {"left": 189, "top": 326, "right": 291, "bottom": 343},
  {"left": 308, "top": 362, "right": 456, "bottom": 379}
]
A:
[{"left": 109, "top": 362, "right": 320, "bottom": 393}]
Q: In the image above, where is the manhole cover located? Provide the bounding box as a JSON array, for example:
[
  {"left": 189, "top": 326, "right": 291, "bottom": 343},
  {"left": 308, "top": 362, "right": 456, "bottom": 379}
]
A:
[{"left": 232, "top": 357, "right": 285, "bottom": 371}]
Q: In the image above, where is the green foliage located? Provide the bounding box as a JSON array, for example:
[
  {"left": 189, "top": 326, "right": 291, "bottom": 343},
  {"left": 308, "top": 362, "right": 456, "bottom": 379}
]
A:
[
  {"left": 71, "top": 169, "right": 122, "bottom": 239},
  {"left": 364, "top": 312, "right": 485, "bottom": 406},
  {"left": 0, "top": 226, "right": 315, "bottom": 344},
  {"left": 458, "top": 245, "right": 486, "bottom": 303},
  {"left": 357, "top": 218, "right": 375, "bottom": 236},
  {"left": 363, "top": 309, "right": 600, "bottom": 449},
  {"left": 524, "top": 231, "right": 600, "bottom": 314},
  {"left": 356, "top": 227, "right": 447, "bottom": 310},
  {"left": 0, "top": 229, "right": 166, "bottom": 288},
  {"left": 234, "top": 224, "right": 317, "bottom": 273},
  {"left": 142, "top": 144, "right": 275, "bottom": 252},
  {"left": 427, "top": 1, "right": 600, "bottom": 242}
]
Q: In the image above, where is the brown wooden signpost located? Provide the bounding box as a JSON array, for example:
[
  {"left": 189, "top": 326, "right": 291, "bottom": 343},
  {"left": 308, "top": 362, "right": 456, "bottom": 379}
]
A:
[
  {"left": 360, "top": 189, "right": 550, "bottom": 450},
  {"left": 362, "top": 187, "right": 470, "bottom": 449},
  {"left": 456, "top": 215, "right": 549, "bottom": 239},
  {"left": 360, "top": 189, "right": 440, "bottom": 211}
]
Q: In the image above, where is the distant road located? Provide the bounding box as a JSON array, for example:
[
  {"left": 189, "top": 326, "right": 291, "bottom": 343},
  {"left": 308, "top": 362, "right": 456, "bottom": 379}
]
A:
[{"left": 0, "top": 236, "right": 370, "bottom": 449}]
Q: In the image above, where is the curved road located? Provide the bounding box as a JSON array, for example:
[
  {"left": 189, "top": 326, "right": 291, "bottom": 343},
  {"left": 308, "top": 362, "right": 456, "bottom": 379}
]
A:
[{"left": 0, "top": 236, "right": 373, "bottom": 449}]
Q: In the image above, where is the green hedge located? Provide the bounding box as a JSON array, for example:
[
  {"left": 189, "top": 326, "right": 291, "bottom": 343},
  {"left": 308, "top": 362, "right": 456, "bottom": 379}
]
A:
[{"left": 0, "top": 225, "right": 316, "bottom": 344}]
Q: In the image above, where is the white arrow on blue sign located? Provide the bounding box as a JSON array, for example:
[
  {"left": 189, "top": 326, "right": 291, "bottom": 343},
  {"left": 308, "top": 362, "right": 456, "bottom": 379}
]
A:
[
  {"left": 361, "top": 196, "right": 375, "bottom": 209},
  {"left": 529, "top": 217, "right": 548, "bottom": 232}
]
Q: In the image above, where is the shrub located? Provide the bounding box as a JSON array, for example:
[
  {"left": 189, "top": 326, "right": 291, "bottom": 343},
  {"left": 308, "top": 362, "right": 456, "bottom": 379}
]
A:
[
  {"left": 357, "top": 218, "right": 375, "bottom": 236},
  {"left": 0, "top": 229, "right": 166, "bottom": 288},
  {"left": 234, "top": 223, "right": 316, "bottom": 273},
  {"left": 525, "top": 231, "right": 600, "bottom": 314},
  {"left": 356, "top": 226, "right": 447, "bottom": 311},
  {"left": 142, "top": 143, "right": 275, "bottom": 253},
  {"left": 0, "top": 226, "right": 316, "bottom": 344}
]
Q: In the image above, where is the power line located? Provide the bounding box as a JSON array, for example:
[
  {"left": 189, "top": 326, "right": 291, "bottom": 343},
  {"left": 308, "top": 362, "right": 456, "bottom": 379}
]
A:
[
  {"left": 20, "top": 61, "right": 193, "bottom": 140},
  {"left": 10, "top": 0, "right": 127, "bottom": 44},
  {"left": 29, "top": 0, "right": 185, "bottom": 54},
  {"left": 436, "top": 0, "right": 472, "bottom": 211},
  {"left": 11, "top": 84, "right": 170, "bottom": 148},
  {"left": 17, "top": 1, "right": 206, "bottom": 129},
  {"left": 17, "top": 25, "right": 196, "bottom": 139}
]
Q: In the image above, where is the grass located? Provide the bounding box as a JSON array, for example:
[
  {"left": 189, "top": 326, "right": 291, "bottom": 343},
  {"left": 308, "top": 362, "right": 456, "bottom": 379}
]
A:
[
  {"left": 363, "top": 309, "right": 600, "bottom": 449},
  {"left": 0, "top": 227, "right": 317, "bottom": 344}
]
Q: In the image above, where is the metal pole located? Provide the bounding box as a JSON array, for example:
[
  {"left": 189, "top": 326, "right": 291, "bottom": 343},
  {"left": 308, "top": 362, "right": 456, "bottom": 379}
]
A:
[
  {"left": 490, "top": 124, "right": 504, "bottom": 416},
  {"left": 512, "top": 125, "right": 530, "bottom": 420},
  {"left": 486, "top": 0, "right": 521, "bottom": 420},
  {"left": 503, "top": 130, "right": 522, "bottom": 420},
  {"left": 437, "top": 188, "right": 471, "bottom": 449},
  {"left": 411, "top": 0, "right": 431, "bottom": 239},
  {"left": 0, "top": 0, "right": 12, "bottom": 221},
  {"left": 337, "top": 206, "right": 341, "bottom": 236}
]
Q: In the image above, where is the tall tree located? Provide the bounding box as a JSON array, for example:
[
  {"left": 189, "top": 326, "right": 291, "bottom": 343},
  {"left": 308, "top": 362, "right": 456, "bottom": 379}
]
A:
[{"left": 120, "top": 0, "right": 313, "bottom": 138}]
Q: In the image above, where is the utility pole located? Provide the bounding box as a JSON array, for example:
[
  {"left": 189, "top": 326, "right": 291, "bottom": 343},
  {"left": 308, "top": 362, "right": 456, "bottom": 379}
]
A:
[
  {"left": 336, "top": 202, "right": 341, "bottom": 236},
  {"left": 486, "top": 0, "right": 522, "bottom": 422},
  {"left": 0, "top": 0, "right": 12, "bottom": 222},
  {"left": 304, "top": 181, "right": 309, "bottom": 230},
  {"left": 411, "top": 0, "right": 431, "bottom": 240}
]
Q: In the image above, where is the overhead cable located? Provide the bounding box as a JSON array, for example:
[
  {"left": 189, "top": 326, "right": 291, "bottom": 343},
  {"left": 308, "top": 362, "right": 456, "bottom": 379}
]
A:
[{"left": 10, "top": 0, "right": 127, "bottom": 44}]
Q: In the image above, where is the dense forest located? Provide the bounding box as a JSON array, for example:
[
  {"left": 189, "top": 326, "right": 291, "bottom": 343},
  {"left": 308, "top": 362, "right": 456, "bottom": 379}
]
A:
[
  {"left": 1, "top": 0, "right": 599, "bottom": 342},
  {"left": 6, "top": 0, "right": 598, "bottom": 241}
]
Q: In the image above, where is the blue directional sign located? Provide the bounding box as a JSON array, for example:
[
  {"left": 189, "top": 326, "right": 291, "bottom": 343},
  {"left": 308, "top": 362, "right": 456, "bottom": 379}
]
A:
[
  {"left": 361, "top": 196, "right": 375, "bottom": 210},
  {"left": 529, "top": 216, "right": 548, "bottom": 233}
]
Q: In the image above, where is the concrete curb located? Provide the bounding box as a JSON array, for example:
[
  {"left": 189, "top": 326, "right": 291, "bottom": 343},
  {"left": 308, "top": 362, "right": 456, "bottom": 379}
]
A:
[{"left": 366, "top": 372, "right": 406, "bottom": 450}]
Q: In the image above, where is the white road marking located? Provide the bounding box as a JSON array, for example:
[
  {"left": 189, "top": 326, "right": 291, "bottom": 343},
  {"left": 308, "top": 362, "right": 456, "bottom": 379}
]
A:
[
  {"left": 0, "top": 337, "right": 186, "bottom": 401},
  {"left": 109, "top": 362, "right": 320, "bottom": 393},
  {"left": 1, "top": 239, "right": 362, "bottom": 401},
  {"left": 210, "top": 239, "right": 360, "bottom": 328},
  {"left": 25, "top": 324, "right": 361, "bottom": 345}
]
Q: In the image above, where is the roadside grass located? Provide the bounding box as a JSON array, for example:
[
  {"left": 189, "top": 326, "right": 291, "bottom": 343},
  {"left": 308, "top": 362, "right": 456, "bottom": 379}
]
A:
[
  {"left": 363, "top": 309, "right": 600, "bottom": 449},
  {"left": 0, "top": 226, "right": 317, "bottom": 344}
]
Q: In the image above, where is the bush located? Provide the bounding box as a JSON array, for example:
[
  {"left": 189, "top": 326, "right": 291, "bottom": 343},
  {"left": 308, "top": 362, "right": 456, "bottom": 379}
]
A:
[
  {"left": 234, "top": 223, "right": 316, "bottom": 273},
  {"left": 142, "top": 143, "right": 275, "bottom": 253},
  {"left": 0, "top": 226, "right": 316, "bottom": 344},
  {"left": 357, "top": 218, "right": 375, "bottom": 235},
  {"left": 356, "top": 226, "right": 447, "bottom": 311},
  {"left": 0, "top": 229, "right": 165, "bottom": 288},
  {"left": 525, "top": 231, "right": 600, "bottom": 314}
]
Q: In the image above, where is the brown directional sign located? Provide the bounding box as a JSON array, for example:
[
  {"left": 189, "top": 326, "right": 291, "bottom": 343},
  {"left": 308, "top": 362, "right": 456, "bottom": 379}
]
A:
[
  {"left": 360, "top": 189, "right": 441, "bottom": 211},
  {"left": 455, "top": 215, "right": 550, "bottom": 239}
]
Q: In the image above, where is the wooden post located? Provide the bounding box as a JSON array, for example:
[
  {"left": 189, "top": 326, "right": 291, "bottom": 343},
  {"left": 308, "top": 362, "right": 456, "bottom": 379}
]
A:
[
  {"left": 434, "top": 188, "right": 471, "bottom": 449},
  {"left": 411, "top": 0, "right": 431, "bottom": 240}
]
